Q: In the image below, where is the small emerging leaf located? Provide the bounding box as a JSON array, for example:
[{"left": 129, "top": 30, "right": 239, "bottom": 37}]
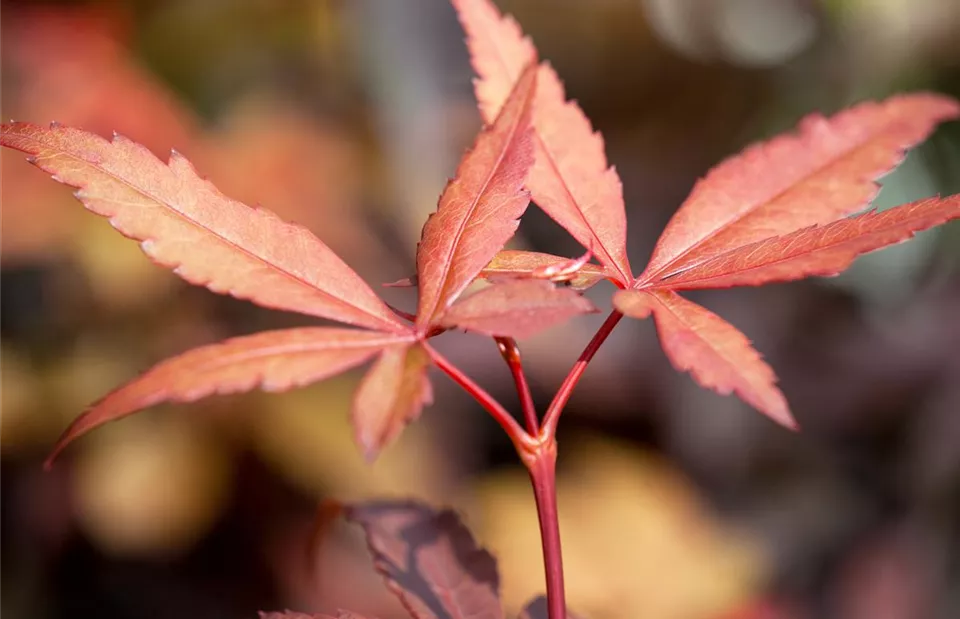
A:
[
  {"left": 415, "top": 62, "right": 537, "bottom": 330},
  {"left": 614, "top": 290, "right": 796, "bottom": 429},
  {"left": 640, "top": 93, "right": 960, "bottom": 282},
  {"left": 346, "top": 500, "right": 503, "bottom": 619},
  {"left": 47, "top": 328, "right": 411, "bottom": 466},
  {"left": 651, "top": 195, "right": 960, "bottom": 290},
  {"left": 352, "top": 344, "right": 434, "bottom": 461},
  {"left": 383, "top": 249, "right": 610, "bottom": 292},
  {"left": 482, "top": 250, "right": 611, "bottom": 290},
  {"left": 441, "top": 279, "right": 598, "bottom": 339},
  {"left": 0, "top": 122, "right": 405, "bottom": 333},
  {"left": 453, "top": 0, "right": 633, "bottom": 283}
]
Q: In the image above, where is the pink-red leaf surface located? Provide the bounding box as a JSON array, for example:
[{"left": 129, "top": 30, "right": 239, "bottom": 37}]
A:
[
  {"left": 651, "top": 195, "right": 960, "bottom": 290},
  {"left": 0, "top": 122, "right": 405, "bottom": 333},
  {"left": 440, "top": 279, "right": 597, "bottom": 339},
  {"left": 614, "top": 290, "right": 795, "bottom": 429},
  {"left": 617, "top": 92, "right": 959, "bottom": 428},
  {"left": 453, "top": 0, "right": 633, "bottom": 284},
  {"left": 352, "top": 344, "right": 434, "bottom": 461},
  {"left": 639, "top": 94, "right": 960, "bottom": 283},
  {"left": 47, "top": 328, "right": 411, "bottom": 466},
  {"left": 346, "top": 500, "right": 503, "bottom": 619},
  {"left": 415, "top": 62, "right": 536, "bottom": 331}
]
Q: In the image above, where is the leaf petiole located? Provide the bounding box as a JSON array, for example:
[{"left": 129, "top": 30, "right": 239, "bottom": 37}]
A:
[
  {"left": 541, "top": 309, "right": 624, "bottom": 439},
  {"left": 495, "top": 336, "right": 539, "bottom": 434}
]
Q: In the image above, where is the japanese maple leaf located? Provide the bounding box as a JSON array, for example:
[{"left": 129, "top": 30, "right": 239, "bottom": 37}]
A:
[
  {"left": 454, "top": 0, "right": 960, "bottom": 428},
  {"left": 1, "top": 61, "right": 594, "bottom": 465},
  {"left": 344, "top": 500, "right": 588, "bottom": 619}
]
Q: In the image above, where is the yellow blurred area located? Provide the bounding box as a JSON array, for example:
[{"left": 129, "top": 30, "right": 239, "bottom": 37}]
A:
[
  {"left": 250, "top": 379, "right": 453, "bottom": 503},
  {"left": 73, "top": 414, "right": 233, "bottom": 558}
]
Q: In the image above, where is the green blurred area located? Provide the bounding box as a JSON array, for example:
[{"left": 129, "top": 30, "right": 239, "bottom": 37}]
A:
[{"left": 2, "top": 1, "right": 959, "bottom": 618}]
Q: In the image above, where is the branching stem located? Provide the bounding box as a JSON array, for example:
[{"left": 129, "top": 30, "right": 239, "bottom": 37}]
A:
[
  {"left": 426, "top": 344, "right": 535, "bottom": 452},
  {"left": 527, "top": 440, "right": 565, "bottom": 619},
  {"left": 435, "top": 309, "right": 624, "bottom": 619}
]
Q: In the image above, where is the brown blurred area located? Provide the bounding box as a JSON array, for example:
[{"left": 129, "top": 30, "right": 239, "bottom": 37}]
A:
[{"left": 2, "top": 1, "right": 959, "bottom": 618}]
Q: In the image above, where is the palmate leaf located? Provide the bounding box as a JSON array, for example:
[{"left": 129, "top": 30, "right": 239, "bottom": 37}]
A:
[
  {"left": 441, "top": 279, "right": 598, "bottom": 339},
  {"left": 46, "top": 328, "right": 415, "bottom": 467},
  {"left": 346, "top": 500, "right": 503, "bottom": 619},
  {"left": 415, "top": 62, "right": 537, "bottom": 330},
  {"left": 3, "top": 47, "right": 590, "bottom": 467},
  {"left": 638, "top": 93, "right": 960, "bottom": 283},
  {"left": 0, "top": 122, "right": 405, "bottom": 333},
  {"left": 451, "top": 1, "right": 960, "bottom": 430},
  {"left": 620, "top": 94, "right": 960, "bottom": 428},
  {"left": 452, "top": 0, "right": 633, "bottom": 284},
  {"left": 614, "top": 290, "right": 795, "bottom": 429}
]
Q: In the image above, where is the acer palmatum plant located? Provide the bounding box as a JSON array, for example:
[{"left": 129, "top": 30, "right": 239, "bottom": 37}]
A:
[{"left": 4, "top": 0, "right": 959, "bottom": 617}]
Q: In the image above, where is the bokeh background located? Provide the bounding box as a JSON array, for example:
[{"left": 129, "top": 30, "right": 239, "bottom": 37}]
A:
[{"left": 2, "top": 1, "right": 959, "bottom": 618}]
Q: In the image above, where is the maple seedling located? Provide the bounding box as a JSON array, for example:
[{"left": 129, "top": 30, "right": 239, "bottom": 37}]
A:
[{"left": 4, "top": 0, "right": 959, "bottom": 617}]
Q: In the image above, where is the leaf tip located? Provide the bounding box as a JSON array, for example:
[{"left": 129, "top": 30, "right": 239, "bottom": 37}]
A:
[
  {"left": 43, "top": 432, "right": 74, "bottom": 471},
  {"left": 42, "top": 454, "right": 57, "bottom": 472},
  {"left": 361, "top": 446, "right": 379, "bottom": 464},
  {"left": 777, "top": 408, "right": 801, "bottom": 432}
]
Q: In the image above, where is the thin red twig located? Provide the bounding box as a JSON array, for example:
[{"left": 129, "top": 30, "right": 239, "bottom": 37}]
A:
[
  {"left": 541, "top": 310, "right": 623, "bottom": 438},
  {"left": 495, "top": 336, "right": 539, "bottom": 434},
  {"left": 527, "top": 441, "right": 565, "bottom": 619},
  {"left": 425, "top": 343, "right": 535, "bottom": 451}
]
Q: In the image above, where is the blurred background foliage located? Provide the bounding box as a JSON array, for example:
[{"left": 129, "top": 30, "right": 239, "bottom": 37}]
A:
[{"left": 2, "top": 1, "right": 959, "bottom": 618}]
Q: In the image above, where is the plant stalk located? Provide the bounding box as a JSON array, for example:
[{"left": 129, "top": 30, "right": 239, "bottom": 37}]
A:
[
  {"left": 426, "top": 344, "right": 536, "bottom": 452},
  {"left": 495, "top": 336, "right": 539, "bottom": 434},
  {"left": 525, "top": 439, "right": 566, "bottom": 619},
  {"left": 541, "top": 310, "right": 623, "bottom": 437}
]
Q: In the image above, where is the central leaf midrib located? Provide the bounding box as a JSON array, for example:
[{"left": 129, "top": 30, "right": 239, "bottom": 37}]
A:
[{"left": 191, "top": 332, "right": 412, "bottom": 373}]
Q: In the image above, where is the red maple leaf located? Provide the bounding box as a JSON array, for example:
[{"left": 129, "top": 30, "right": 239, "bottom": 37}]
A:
[
  {"left": 454, "top": 0, "right": 960, "bottom": 428},
  {"left": 1, "top": 60, "right": 597, "bottom": 465}
]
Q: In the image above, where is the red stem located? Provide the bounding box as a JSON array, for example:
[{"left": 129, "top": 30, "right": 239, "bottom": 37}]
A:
[
  {"left": 541, "top": 310, "right": 623, "bottom": 438},
  {"left": 425, "top": 344, "right": 535, "bottom": 452},
  {"left": 527, "top": 441, "right": 565, "bottom": 619},
  {"left": 430, "top": 306, "right": 623, "bottom": 619},
  {"left": 495, "top": 337, "right": 539, "bottom": 434}
]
